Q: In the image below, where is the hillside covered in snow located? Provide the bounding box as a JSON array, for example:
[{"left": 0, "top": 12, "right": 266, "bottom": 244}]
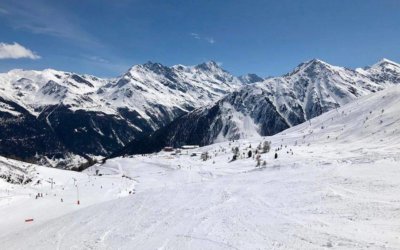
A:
[{"left": 1, "top": 85, "right": 399, "bottom": 249}]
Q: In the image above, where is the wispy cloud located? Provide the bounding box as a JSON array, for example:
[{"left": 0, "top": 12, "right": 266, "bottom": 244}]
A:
[
  {"left": 190, "top": 33, "right": 201, "bottom": 40},
  {"left": 190, "top": 32, "right": 216, "bottom": 44},
  {"left": 83, "top": 55, "right": 110, "bottom": 64},
  {"left": 0, "top": 0, "right": 101, "bottom": 48},
  {"left": 0, "top": 42, "right": 40, "bottom": 60}
]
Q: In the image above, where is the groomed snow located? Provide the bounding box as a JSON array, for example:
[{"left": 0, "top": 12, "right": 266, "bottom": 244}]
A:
[{"left": 1, "top": 86, "right": 400, "bottom": 249}]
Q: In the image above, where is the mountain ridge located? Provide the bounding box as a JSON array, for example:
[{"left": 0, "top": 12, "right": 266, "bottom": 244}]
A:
[{"left": 113, "top": 58, "right": 400, "bottom": 156}]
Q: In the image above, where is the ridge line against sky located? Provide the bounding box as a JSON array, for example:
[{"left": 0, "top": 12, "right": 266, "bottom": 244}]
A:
[{"left": 0, "top": 0, "right": 399, "bottom": 77}]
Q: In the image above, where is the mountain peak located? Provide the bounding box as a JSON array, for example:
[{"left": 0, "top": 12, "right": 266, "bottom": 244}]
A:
[
  {"left": 142, "top": 61, "right": 167, "bottom": 70},
  {"left": 372, "top": 58, "right": 400, "bottom": 68},
  {"left": 195, "top": 61, "right": 222, "bottom": 71},
  {"left": 298, "top": 58, "right": 332, "bottom": 70},
  {"left": 126, "top": 61, "right": 173, "bottom": 77},
  {"left": 305, "top": 58, "right": 330, "bottom": 67},
  {"left": 286, "top": 58, "right": 333, "bottom": 77}
]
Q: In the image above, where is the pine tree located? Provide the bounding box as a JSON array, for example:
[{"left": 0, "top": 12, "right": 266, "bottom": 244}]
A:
[{"left": 262, "top": 141, "right": 271, "bottom": 153}]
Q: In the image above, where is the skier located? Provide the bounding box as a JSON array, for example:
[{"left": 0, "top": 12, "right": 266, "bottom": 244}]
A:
[
  {"left": 274, "top": 152, "right": 278, "bottom": 159},
  {"left": 255, "top": 154, "right": 261, "bottom": 167},
  {"left": 248, "top": 150, "right": 252, "bottom": 158},
  {"left": 231, "top": 154, "right": 237, "bottom": 161}
]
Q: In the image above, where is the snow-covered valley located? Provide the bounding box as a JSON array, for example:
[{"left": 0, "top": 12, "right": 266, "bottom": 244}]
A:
[{"left": 1, "top": 86, "right": 399, "bottom": 249}]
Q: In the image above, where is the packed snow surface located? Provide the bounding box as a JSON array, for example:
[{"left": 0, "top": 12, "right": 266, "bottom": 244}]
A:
[{"left": 1, "top": 86, "right": 400, "bottom": 249}]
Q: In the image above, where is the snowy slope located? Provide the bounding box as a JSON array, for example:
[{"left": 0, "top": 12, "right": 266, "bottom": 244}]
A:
[
  {"left": 1, "top": 86, "right": 400, "bottom": 249},
  {"left": 0, "top": 155, "right": 135, "bottom": 238},
  {"left": 118, "top": 59, "right": 400, "bottom": 154}
]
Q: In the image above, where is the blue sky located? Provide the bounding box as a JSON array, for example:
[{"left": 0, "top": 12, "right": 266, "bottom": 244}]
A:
[{"left": 0, "top": 0, "right": 399, "bottom": 77}]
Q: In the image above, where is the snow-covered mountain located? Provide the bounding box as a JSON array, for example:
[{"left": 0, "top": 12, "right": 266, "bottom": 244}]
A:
[
  {"left": 116, "top": 58, "right": 400, "bottom": 155},
  {"left": 100, "top": 61, "right": 242, "bottom": 129},
  {"left": 0, "top": 61, "right": 242, "bottom": 167},
  {"left": 356, "top": 58, "right": 400, "bottom": 86}
]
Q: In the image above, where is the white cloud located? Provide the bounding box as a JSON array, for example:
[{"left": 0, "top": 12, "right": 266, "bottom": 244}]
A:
[
  {"left": 190, "top": 33, "right": 201, "bottom": 39},
  {"left": 190, "top": 32, "right": 216, "bottom": 44},
  {"left": 0, "top": 42, "right": 40, "bottom": 60},
  {"left": 205, "top": 37, "right": 215, "bottom": 44}
]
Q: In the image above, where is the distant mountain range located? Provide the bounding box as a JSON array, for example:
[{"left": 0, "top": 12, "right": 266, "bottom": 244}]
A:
[
  {"left": 1, "top": 58, "right": 399, "bottom": 167},
  {"left": 113, "top": 58, "right": 400, "bottom": 156}
]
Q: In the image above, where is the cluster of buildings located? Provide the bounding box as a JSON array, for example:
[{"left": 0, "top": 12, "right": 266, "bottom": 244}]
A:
[{"left": 162, "top": 145, "right": 200, "bottom": 156}]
